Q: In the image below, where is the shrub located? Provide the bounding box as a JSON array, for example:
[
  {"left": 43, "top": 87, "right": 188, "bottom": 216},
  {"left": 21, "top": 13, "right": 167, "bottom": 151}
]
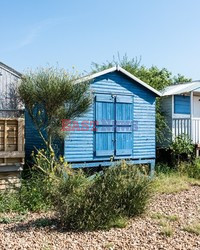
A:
[
  {"left": 188, "top": 159, "right": 200, "bottom": 179},
  {"left": 170, "top": 134, "right": 194, "bottom": 165},
  {"left": 52, "top": 161, "right": 152, "bottom": 230},
  {"left": 15, "top": 149, "right": 70, "bottom": 212},
  {"left": 51, "top": 169, "right": 90, "bottom": 228},
  {"left": 179, "top": 159, "right": 200, "bottom": 179},
  {"left": 0, "top": 192, "right": 23, "bottom": 213},
  {"left": 0, "top": 172, "right": 52, "bottom": 213},
  {"left": 0, "top": 150, "right": 70, "bottom": 213},
  {"left": 18, "top": 172, "right": 52, "bottom": 212},
  {"left": 155, "top": 163, "right": 173, "bottom": 174}
]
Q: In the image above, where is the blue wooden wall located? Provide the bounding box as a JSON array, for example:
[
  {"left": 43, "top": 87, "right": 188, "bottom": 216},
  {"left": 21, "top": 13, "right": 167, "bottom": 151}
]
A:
[
  {"left": 25, "top": 111, "right": 45, "bottom": 159},
  {"left": 25, "top": 71, "right": 157, "bottom": 164},
  {"left": 25, "top": 111, "right": 63, "bottom": 160},
  {"left": 64, "top": 71, "right": 156, "bottom": 162},
  {"left": 174, "top": 95, "right": 190, "bottom": 114}
]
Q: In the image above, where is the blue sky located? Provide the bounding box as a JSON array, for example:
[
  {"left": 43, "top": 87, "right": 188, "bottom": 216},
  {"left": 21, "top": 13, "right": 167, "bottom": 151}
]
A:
[{"left": 1, "top": 0, "right": 200, "bottom": 79}]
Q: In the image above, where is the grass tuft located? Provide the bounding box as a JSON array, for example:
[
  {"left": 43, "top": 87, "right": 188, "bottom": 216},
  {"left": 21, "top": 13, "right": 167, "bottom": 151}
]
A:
[
  {"left": 151, "top": 212, "right": 179, "bottom": 222},
  {"left": 104, "top": 242, "right": 114, "bottom": 249},
  {"left": 153, "top": 173, "right": 190, "bottom": 194},
  {"left": 105, "top": 216, "right": 128, "bottom": 229},
  {"left": 160, "top": 223, "right": 173, "bottom": 237},
  {"left": 151, "top": 212, "right": 164, "bottom": 220},
  {"left": 0, "top": 214, "right": 26, "bottom": 224},
  {"left": 183, "top": 223, "right": 200, "bottom": 235}
]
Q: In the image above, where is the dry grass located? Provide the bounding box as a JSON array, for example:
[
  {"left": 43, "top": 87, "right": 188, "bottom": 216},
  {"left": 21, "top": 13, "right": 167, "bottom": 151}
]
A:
[
  {"left": 160, "top": 222, "right": 174, "bottom": 237},
  {"left": 151, "top": 212, "right": 179, "bottom": 222},
  {"left": 153, "top": 173, "right": 200, "bottom": 194},
  {"left": 183, "top": 222, "right": 200, "bottom": 235}
]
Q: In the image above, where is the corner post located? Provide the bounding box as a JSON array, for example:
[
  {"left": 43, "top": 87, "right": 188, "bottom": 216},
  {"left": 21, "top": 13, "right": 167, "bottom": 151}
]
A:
[
  {"left": 172, "top": 95, "right": 175, "bottom": 140},
  {"left": 150, "top": 160, "right": 155, "bottom": 178},
  {"left": 190, "top": 91, "right": 194, "bottom": 142}
]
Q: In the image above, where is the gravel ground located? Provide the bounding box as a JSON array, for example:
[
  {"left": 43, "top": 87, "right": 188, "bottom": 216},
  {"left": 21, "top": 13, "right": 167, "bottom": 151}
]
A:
[{"left": 0, "top": 185, "right": 200, "bottom": 250}]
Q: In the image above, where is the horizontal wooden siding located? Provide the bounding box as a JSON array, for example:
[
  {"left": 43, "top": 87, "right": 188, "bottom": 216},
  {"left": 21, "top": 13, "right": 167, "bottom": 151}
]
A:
[{"left": 64, "top": 72, "right": 156, "bottom": 161}]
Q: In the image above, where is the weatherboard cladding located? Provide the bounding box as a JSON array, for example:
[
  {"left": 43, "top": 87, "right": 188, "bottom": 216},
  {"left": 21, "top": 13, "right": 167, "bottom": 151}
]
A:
[
  {"left": 25, "top": 70, "right": 156, "bottom": 163},
  {"left": 25, "top": 111, "right": 63, "bottom": 159},
  {"left": 0, "top": 65, "right": 20, "bottom": 110},
  {"left": 64, "top": 71, "right": 156, "bottom": 162},
  {"left": 25, "top": 111, "right": 45, "bottom": 158}
]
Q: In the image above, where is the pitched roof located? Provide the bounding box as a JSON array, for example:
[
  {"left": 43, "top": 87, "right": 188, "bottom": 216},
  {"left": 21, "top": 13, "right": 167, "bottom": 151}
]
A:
[
  {"left": 162, "top": 81, "right": 200, "bottom": 96},
  {"left": 77, "top": 66, "right": 161, "bottom": 96},
  {"left": 0, "top": 62, "right": 22, "bottom": 78}
]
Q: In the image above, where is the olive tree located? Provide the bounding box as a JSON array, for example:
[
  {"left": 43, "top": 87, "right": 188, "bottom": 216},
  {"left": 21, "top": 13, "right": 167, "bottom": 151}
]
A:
[{"left": 19, "top": 67, "right": 91, "bottom": 161}]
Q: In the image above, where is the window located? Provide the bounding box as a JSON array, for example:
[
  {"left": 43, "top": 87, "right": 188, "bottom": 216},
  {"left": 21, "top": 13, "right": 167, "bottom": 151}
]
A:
[{"left": 174, "top": 95, "right": 190, "bottom": 114}]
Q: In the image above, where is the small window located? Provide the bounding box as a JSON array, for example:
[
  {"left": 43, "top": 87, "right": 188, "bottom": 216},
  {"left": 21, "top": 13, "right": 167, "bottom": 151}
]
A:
[{"left": 174, "top": 95, "right": 190, "bottom": 114}]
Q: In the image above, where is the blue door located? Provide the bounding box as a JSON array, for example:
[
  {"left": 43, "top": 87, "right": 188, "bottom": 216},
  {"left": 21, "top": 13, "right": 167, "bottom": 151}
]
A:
[
  {"left": 116, "top": 96, "right": 133, "bottom": 156},
  {"left": 95, "top": 94, "right": 133, "bottom": 157},
  {"left": 95, "top": 95, "right": 115, "bottom": 156}
]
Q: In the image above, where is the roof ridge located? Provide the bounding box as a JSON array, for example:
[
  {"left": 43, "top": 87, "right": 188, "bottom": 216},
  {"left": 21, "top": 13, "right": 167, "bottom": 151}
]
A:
[
  {"left": 77, "top": 66, "right": 161, "bottom": 96},
  {"left": 173, "top": 80, "right": 199, "bottom": 85}
]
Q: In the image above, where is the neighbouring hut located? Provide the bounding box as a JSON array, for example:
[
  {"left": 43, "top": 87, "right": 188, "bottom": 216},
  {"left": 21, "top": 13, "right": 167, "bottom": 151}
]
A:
[{"left": 0, "top": 62, "right": 24, "bottom": 189}]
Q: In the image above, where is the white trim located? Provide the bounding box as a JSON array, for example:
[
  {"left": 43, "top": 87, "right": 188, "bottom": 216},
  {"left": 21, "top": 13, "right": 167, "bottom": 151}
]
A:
[
  {"left": 172, "top": 95, "right": 174, "bottom": 118},
  {"left": 190, "top": 91, "right": 194, "bottom": 140},
  {"left": 171, "top": 95, "right": 175, "bottom": 141},
  {"left": 76, "top": 66, "right": 161, "bottom": 96},
  {"left": 118, "top": 66, "right": 161, "bottom": 96},
  {"left": 0, "top": 63, "right": 21, "bottom": 78},
  {"left": 76, "top": 67, "right": 117, "bottom": 83},
  {"left": 190, "top": 91, "right": 194, "bottom": 118},
  {"left": 162, "top": 81, "right": 200, "bottom": 96},
  {"left": 190, "top": 91, "right": 194, "bottom": 139},
  {"left": 173, "top": 113, "right": 190, "bottom": 119}
]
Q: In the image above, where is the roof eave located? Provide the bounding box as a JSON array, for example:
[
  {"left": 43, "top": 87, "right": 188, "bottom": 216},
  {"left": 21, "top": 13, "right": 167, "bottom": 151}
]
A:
[
  {"left": 0, "top": 62, "right": 22, "bottom": 78},
  {"left": 76, "top": 66, "right": 161, "bottom": 97},
  {"left": 162, "top": 82, "right": 200, "bottom": 96}
]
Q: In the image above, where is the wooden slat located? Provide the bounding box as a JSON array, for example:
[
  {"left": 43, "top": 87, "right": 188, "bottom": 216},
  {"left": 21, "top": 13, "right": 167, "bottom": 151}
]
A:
[
  {"left": 7, "top": 131, "right": 17, "bottom": 137},
  {"left": 0, "top": 118, "right": 25, "bottom": 173},
  {"left": 172, "top": 117, "right": 200, "bottom": 144},
  {"left": 7, "top": 145, "right": 17, "bottom": 151},
  {"left": 0, "top": 151, "right": 24, "bottom": 158},
  {"left": 4, "top": 158, "right": 23, "bottom": 164},
  {"left": 173, "top": 118, "right": 191, "bottom": 139},
  {"left": 0, "top": 163, "right": 23, "bottom": 168},
  {"left": 4, "top": 120, "right": 7, "bottom": 152},
  {"left": 18, "top": 119, "right": 24, "bottom": 151}
]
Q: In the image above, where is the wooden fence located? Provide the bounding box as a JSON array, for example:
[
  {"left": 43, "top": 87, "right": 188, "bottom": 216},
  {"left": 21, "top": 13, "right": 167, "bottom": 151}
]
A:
[
  {"left": 0, "top": 118, "right": 24, "bottom": 190},
  {"left": 172, "top": 117, "right": 200, "bottom": 144}
]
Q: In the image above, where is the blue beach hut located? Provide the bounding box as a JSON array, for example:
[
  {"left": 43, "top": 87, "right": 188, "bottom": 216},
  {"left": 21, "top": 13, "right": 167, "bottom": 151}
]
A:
[{"left": 25, "top": 66, "right": 161, "bottom": 174}]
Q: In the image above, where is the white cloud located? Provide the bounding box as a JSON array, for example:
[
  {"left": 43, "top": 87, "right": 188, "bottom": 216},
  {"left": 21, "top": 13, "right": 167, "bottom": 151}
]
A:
[{"left": 19, "top": 17, "right": 65, "bottom": 48}]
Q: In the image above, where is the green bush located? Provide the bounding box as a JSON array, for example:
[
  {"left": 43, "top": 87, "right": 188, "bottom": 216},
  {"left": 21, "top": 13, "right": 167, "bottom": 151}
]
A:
[
  {"left": 52, "top": 161, "right": 152, "bottom": 230},
  {"left": 170, "top": 134, "right": 194, "bottom": 165},
  {"left": 155, "top": 163, "right": 174, "bottom": 174},
  {"left": 18, "top": 172, "right": 52, "bottom": 212},
  {"left": 15, "top": 149, "right": 68, "bottom": 212},
  {"left": 0, "top": 192, "right": 23, "bottom": 213},
  {"left": 189, "top": 159, "right": 200, "bottom": 179},
  {"left": 0, "top": 171, "right": 52, "bottom": 213},
  {"left": 179, "top": 159, "right": 200, "bottom": 179}
]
